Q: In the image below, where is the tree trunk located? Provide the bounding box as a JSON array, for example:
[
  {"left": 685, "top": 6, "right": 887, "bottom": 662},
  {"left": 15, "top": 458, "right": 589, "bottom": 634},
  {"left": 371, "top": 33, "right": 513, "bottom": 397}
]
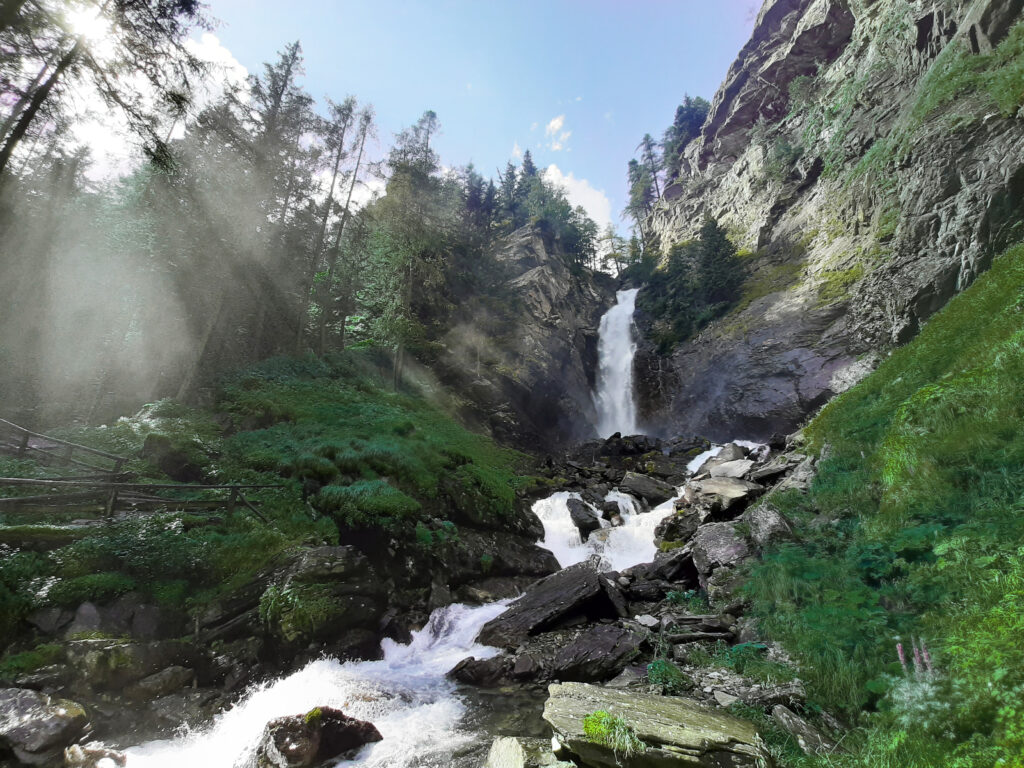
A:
[
  {"left": 0, "top": 37, "right": 81, "bottom": 178},
  {"left": 0, "top": 56, "right": 53, "bottom": 145},
  {"left": 316, "top": 121, "right": 367, "bottom": 354}
]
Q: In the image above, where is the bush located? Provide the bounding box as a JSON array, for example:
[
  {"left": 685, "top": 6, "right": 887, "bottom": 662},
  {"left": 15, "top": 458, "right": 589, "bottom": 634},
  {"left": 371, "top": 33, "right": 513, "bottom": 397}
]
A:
[
  {"left": 48, "top": 572, "right": 137, "bottom": 608},
  {"left": 647, "top": 658, "right": 690, "bottom": 695}
]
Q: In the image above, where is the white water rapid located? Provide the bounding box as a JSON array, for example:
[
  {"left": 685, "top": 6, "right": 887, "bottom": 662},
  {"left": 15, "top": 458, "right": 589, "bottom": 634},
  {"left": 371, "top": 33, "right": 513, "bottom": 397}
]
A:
[
  {"left": 124, "top": 601, "right": 509, "bottom": 768},
  {"left": 593, "top": 288, "right": 641, "bottom": 438}
]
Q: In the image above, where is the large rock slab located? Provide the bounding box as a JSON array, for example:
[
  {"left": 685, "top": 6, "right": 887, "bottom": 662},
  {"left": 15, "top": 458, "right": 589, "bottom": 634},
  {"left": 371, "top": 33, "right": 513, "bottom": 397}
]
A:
[
  {"left": 0, "top": 688, "right": 88, "bottom": 765},
  {"left": 251, "top": 707, "right": 382, "bottom": 767},
  {"left": 692, "top": 522, "right": 751, "bottom": 577},
  {"left": 477, "top": 562, "right": 624, "bottom": 648},
  {"left": 543, "top": 682, "right": 770, "bottom": 767},
  {"left": 619, "top": 472, "right": 676, "bottom": 505},
  {"left": 567, "top": 498, "right": 602, "bottom": 541},
  {"left": 548, "top": 625, "right": 643, "bottom": 682}
]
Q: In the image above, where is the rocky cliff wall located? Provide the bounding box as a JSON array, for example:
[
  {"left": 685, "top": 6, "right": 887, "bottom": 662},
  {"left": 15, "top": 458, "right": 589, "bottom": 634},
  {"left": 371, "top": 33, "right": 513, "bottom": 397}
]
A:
[
  {"left": 428, "top": 227, "right": 615, "bottom": 449},
  {"left": 636, "top": 0, "right": 1024, "bottom": 441}
]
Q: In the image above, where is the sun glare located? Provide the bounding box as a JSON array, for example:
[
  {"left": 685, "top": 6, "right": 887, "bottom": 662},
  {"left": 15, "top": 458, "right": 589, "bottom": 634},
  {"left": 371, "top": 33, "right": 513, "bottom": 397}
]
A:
[{"left": 66, "top": 3, "right": 110, "bottom": 44}]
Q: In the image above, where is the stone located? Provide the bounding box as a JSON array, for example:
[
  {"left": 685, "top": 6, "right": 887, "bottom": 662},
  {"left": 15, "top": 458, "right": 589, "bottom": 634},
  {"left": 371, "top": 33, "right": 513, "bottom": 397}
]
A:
[
  {"left": 709, "top": 459, "right": 755, "bottom": 478},
  {"left": 511, "top": 653, "right": 541, "bottom": 680},
  {"left": 484, "top": 736, "right": 575, "bottom": 768},
  {"left": 26, "top": 608, "right": 73, "bottom": 636},
  {"left": 63, "top": 639, "right": 198, "bottom": 693},
  {"left": 716, "top": 443, "right": 747, "bottom": 462},
  {"left": 617, "top": 472, "right": 676, "bottom": 505},
  {"left": 547, "top": 625, "right": 644, "bottom": 682},
  {"left": 140, "top": 433, "right": 204, "bottom": 483},
  {"left": 543, "top": 682, "right": 770, "bottom": 767},
  {"left": 744, "top": 502, "right": 796, "bottom": 548},
  {"left": 64, "top": 742, "right": 127, "bottom": 768},
  {"left": 749, "top": 453, "right": 803, "bottom": 481},
  {"left": 0, "top": 688, "right": 88, "bottom": 766},
  {"left": 123, "top": 665, "right": 195, "bottom": 701},
  {"left": 566, "top": 498, "right": 602, "bottom": 541},
  {"left": 478, "top": 562, "right": 619, "bottom": 648},
  {"left": 252, "top": 707, "right": 382, "bottom": 767},
  {"left": 692, "top": 523, "right": 751, "bottom": 578},
  {"left": 447, "top": 655, "right": 511, "bottom": 687},
  {"left": 714, "top": 690, "right": 740, "bottom": 707},
  {"left": 654, "top": 510, "right": 699, "bottom": 544},
  {"left": 777, "top": 456, "right": 817, "bottom": 491},
  {"left": 772, "top": 704, "right": 839, "bottom": 755},
  {"left": 289, "top": 546, "right": 370, "bottom": 582},
  {"left": 634, "top": 614, "right": 659, "bottom": 629}
]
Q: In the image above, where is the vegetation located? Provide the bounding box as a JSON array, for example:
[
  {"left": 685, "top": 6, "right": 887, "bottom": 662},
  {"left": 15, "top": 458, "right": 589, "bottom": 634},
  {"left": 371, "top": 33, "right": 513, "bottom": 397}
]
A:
[
  {"left": 744, "top": 242, "right": 1024, "bottom": 765},
  {"left": 582, "top": 710, "right": 647, "bottom": 758},
  {"left": 647, "top": 658, "right": 691, "bottom": 695},
  {"left": 627, "top": 218, "right": 746, "bottom": 353}
]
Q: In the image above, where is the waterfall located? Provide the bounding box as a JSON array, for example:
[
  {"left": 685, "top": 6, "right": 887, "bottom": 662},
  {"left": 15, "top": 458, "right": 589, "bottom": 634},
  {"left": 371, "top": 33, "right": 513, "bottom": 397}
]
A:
[{"left": 593, "top": 288, "right": 641, "bottom": 438}]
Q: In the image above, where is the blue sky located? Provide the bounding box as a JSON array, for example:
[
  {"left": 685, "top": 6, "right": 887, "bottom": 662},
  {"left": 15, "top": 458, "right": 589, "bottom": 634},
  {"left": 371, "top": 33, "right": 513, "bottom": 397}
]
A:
[{"left": 203, "top": 0, "right": 757, "bottom": 231}]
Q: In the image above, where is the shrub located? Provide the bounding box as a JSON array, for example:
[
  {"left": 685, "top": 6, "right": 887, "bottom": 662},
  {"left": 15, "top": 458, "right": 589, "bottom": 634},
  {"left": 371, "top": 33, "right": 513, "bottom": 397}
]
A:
[
  {"left": 647, "top": 658, "right": 691, "bottom": 695},
  {"left": 48, "top": 572, "right": 137, "bottom": 608}
]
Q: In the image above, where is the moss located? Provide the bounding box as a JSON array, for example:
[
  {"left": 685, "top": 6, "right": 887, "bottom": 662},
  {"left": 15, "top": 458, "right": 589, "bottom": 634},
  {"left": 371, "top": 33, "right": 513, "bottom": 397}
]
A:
[
  {"left": 0, "top": 644, "right": 64, "bottom": 681},
  {"left": 47, "top": 572, "right": 137, "bottom": 608},
  {"left": 304, "top": 707, "right": 323, "bottom": 724},
  {"left": 816, "top": 264, "right": 864, "bottom": 305}
]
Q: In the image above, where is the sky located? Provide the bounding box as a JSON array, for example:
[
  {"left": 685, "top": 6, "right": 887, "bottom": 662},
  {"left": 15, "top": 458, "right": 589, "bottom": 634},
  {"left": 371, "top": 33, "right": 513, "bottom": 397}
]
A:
[{"left": 78, "top": 0, "right": 758, "bottom": 232}]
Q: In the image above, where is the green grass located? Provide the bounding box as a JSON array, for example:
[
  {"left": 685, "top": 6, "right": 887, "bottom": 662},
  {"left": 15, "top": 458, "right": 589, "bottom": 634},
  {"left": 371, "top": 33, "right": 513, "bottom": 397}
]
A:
[
  {"left": 0, "top": 643, "right": 64, "bottom": 682},
  {"left": 816, "top": 264, "right": 864, "bottom": 305},
  {"left": 582, "top": 710, "right": 647, "bottom": 758},
  {"left": 744, "top": 243, "right": 1024, "bottom": 765}
]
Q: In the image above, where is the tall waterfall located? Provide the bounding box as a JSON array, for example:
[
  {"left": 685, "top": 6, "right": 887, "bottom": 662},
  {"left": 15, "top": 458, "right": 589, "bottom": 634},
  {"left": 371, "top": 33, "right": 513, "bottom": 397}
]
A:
[{"left": 593, "top": 287, "right": 641, "bottom": 437}]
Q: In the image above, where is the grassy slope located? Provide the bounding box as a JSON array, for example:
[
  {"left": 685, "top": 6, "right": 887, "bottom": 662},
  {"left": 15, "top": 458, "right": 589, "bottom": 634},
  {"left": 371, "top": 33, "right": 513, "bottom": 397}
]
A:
[
  {"left": 0, "top": 352, "right": 526, "bottom": 656},
  {"left": 745, "top": 243, "right": 1024, "bottom": 766}
]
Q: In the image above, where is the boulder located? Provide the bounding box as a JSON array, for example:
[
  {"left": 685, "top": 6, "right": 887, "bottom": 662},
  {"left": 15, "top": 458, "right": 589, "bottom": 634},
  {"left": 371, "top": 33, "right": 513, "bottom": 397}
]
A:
[
  {"left": 566, "top": 498, "right": 602, "bottom": 541},
  {"left": 543, "top": 682, "right": 770, "bottom": 767},
  {"left": 695, "top": 477, "right": 764, "bottom": 514},
  {"left": 140, "top": 433, "right": 204, "bottom": 483},
  {"left": 485, "top": 736, "right": 575, "bottom": 768},
  {"left": 289, "top": 546, "right": 370, "bottom": 582},
  {"left": 692, "top": 523, "right": 751, "bottom": 579},
  {"left": 63, "top": 639, "right": 198, "bottom": 693},
  {"left": 478, "top": 562, "right": 621, "bottom": 648},
  {"left": 252, "top": 707, "right": 382, "bottom": 767},
  {"left": 0, "top": 688, "right": 88, "bottom": 766},
  {"left": 743, "top": 503, "right": 796, "bottom": 548},
  {"left": 777, "top": 456, "right": 817, "bottom": 492},
  {"left": 654, "top": 510, "right": 699, "bottom": 545},
  {"left": 749, "top": 453, "right": 804, "bottom": 482},
  {"left": 123, "top": 665, "right": 195, "bottom": 701},
  {"left": 772, "top": 705, "right": 839, "bottom": 756},
  {"left": 447, "top": 655, "right": 511, "bottom": 687},
  {"left": 547, "top": 625, "right": 643, "bottom": 682},
  {"left": 618, "top": 472, "right": 675, "bottom": 505}
]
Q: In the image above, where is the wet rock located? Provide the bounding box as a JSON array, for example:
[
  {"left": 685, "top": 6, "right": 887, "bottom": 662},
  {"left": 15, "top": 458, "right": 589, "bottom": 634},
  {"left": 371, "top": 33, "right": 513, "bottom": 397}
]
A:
[
  {"left": 618, "top": 472, "right": 675, "bottom": 505},
  {"left": 447, "top": 656, "right": 511, "bottom": 687},
  {"left": 654, "top": 510, "right": 699, "bottom": 544},
  {"left": 749, "top": 452, "right": 804, "bottom": 482},
  {"left": 566, "top": 498, "right": 601, "bottom": 541},
  {"left": 692, "top": 523, "right": 751, "bottom": 581},
  {"left": 123, "top": 665, "right": 194, "bottom": 701},
  {"left": 64, "top": 742, "right": 127, "bottom": 768},
  {"left": 0, "top": 688, "right": 88, "bottom": 766},
  {"left": 252, "top": 707, "right": 382, "bottom": 767},
  {"left": 63, "top": 639, "right": 198, "bottom": 693},
  {"left": 484, "top": 736, "right": 575, "bottom": 768},
  {"left": 772, "top": 704, "right": 839, "bottom": 755},
  {"left": 26, "top": 608, "right": 73, "bottom": 637},
  {"left": 511, "top": 653, "right": 541, "bottom": 680},
  {"left": 478, "top": 562, "right": 620, "bottom": 648},
  {"left": 694, "top": 477, "right": 764, "bottom": 515},
  {"left": 147, "top": 688, "right": 224, "bottom": 733},
  {"left": 289, "top": 546, "right": 370, "bottom": 582},
  {"left": 140, "top": 433, "right": 204, "bottom": 483},
  {"left": 744, "top": 502, "right": 796, "bottom": 548},
  {"left": 543, "top": 682, "right": 770, "bottom": 767},
  {"left": 547, "top": 625, "right": 644, "bottom": 682}
]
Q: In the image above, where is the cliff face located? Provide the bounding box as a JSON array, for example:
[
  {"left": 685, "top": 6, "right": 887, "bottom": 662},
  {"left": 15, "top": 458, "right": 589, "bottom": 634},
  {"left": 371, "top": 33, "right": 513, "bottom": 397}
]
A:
[
  {"left": 428, "top": 227, "right": 615, "bottom": 449},
  {"left": 636, "top": 0, "right": 1024, "bottom": 441}
]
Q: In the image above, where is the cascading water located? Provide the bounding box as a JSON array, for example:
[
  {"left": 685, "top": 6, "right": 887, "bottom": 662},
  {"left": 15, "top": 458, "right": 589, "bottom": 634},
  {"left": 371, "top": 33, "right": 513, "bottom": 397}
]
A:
[
  {"left": 593, "top": 288, "right": 641, "bottom": 438},
  {"left": 124, "top": 601, "right": 509, "bottom": 768}
]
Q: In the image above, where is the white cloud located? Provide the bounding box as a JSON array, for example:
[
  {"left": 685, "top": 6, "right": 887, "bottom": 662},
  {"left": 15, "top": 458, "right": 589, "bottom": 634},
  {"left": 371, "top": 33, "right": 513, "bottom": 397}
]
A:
[
  {"left": 543, "top": 164, "right": 613, "bottom": 232},
  {"left": 348, "top": 174, "right": 387, "bottom": 210},
  {"left": 545, "top": 115, "right": 570, "bottom": 151},
  {"left": 530, "top": 122, "right": 538, "bottom": 131},
  {"left": 575, "top": 95, "right": 583, "bottom": 102},
  {"left": 511, "top": 141, "right": 523, "bottom": 159}
]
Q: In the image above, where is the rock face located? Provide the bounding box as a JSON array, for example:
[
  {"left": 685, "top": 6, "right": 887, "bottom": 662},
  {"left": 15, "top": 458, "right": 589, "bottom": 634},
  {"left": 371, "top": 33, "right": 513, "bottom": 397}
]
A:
[
  {"left": 430, "top": 225, "right": 615, "bottom": 448},
  {"left": 635, "top": 0, "right": 1024, "bottom": 441},
  {"left": 543, "top": 682, "right": 771, "bottom": 768},
  {"left": 0, "top": 688, "right": 89, "bottom": 765}
]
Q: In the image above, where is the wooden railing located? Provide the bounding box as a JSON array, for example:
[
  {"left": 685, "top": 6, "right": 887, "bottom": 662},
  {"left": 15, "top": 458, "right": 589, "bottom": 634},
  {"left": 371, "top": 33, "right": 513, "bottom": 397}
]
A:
[{"left": 0, "top": 418, "right": 127, "bottom": 473}]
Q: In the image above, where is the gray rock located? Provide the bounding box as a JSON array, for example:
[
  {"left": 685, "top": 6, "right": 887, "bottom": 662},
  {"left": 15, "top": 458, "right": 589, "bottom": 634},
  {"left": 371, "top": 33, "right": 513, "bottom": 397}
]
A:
[
  {"left": 478, "top": 562, "right": 619, "bottom": 648},
  {"left": 744, "top": 502, "right": 796, "bottom": 548},
  {"left": 566, "top": 498, "right": 602, "bottom": 541},
  {"left": 0, "top": 688, "right": 88, "bottom": 765},
  {"left": 547, "top": 625, "right": 644, "bottom": 682},
  {"left": 618, "top": 472, "right": 676, "bottom": 505},
  {"left": 543, "top": 682, "right": 770, "bottom": 767},
  {"left": 251, "top": 707, "right": 382, "bottom": 767},
  {"left": 777, "top": 456, "right": 817, "bottom": 492},
  {"left": 772, "top": 704, "right": 839, "bottom": 755},
  {"left": 692, "top": 523, "right": 751, "bottom": 577},
  {"left": 123, "top": 665, "right": 195, "bottom": 701},
  {"left": 447, "top": 655, "right": 511, "bottom": 687},
  {"left": 709, "top": 459, "right": 755, "bottom": 478},
  {"left": 484, "top": 736, "right": 575, "bottom": 768},
  {"left": 289, "top": 546, "right": 370, "bottom": 581}
]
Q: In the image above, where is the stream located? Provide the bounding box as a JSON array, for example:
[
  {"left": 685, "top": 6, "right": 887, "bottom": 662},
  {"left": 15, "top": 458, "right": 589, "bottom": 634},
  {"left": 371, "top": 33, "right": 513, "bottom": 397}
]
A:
[{"left": 120, "top": 288, "right": 730, "bottom": 767}]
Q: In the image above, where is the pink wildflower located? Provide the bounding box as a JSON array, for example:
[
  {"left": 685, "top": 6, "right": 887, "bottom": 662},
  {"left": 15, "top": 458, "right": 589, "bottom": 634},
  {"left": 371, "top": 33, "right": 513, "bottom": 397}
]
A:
[
  {"left": 897, "top": 642, "right": 908, "bottom": 675},
  {"left": 912, "top": 639, "right": 924, "bottom": 678},
  {"left": 920, "top": 639, "right": 934, "bottom": 675}
]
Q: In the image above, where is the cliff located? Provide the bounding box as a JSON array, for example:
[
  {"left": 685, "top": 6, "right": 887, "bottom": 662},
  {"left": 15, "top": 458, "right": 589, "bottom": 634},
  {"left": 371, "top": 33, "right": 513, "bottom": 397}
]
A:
[{"left": 635, "top": 0, "right": 1024, "bottom": 441}]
